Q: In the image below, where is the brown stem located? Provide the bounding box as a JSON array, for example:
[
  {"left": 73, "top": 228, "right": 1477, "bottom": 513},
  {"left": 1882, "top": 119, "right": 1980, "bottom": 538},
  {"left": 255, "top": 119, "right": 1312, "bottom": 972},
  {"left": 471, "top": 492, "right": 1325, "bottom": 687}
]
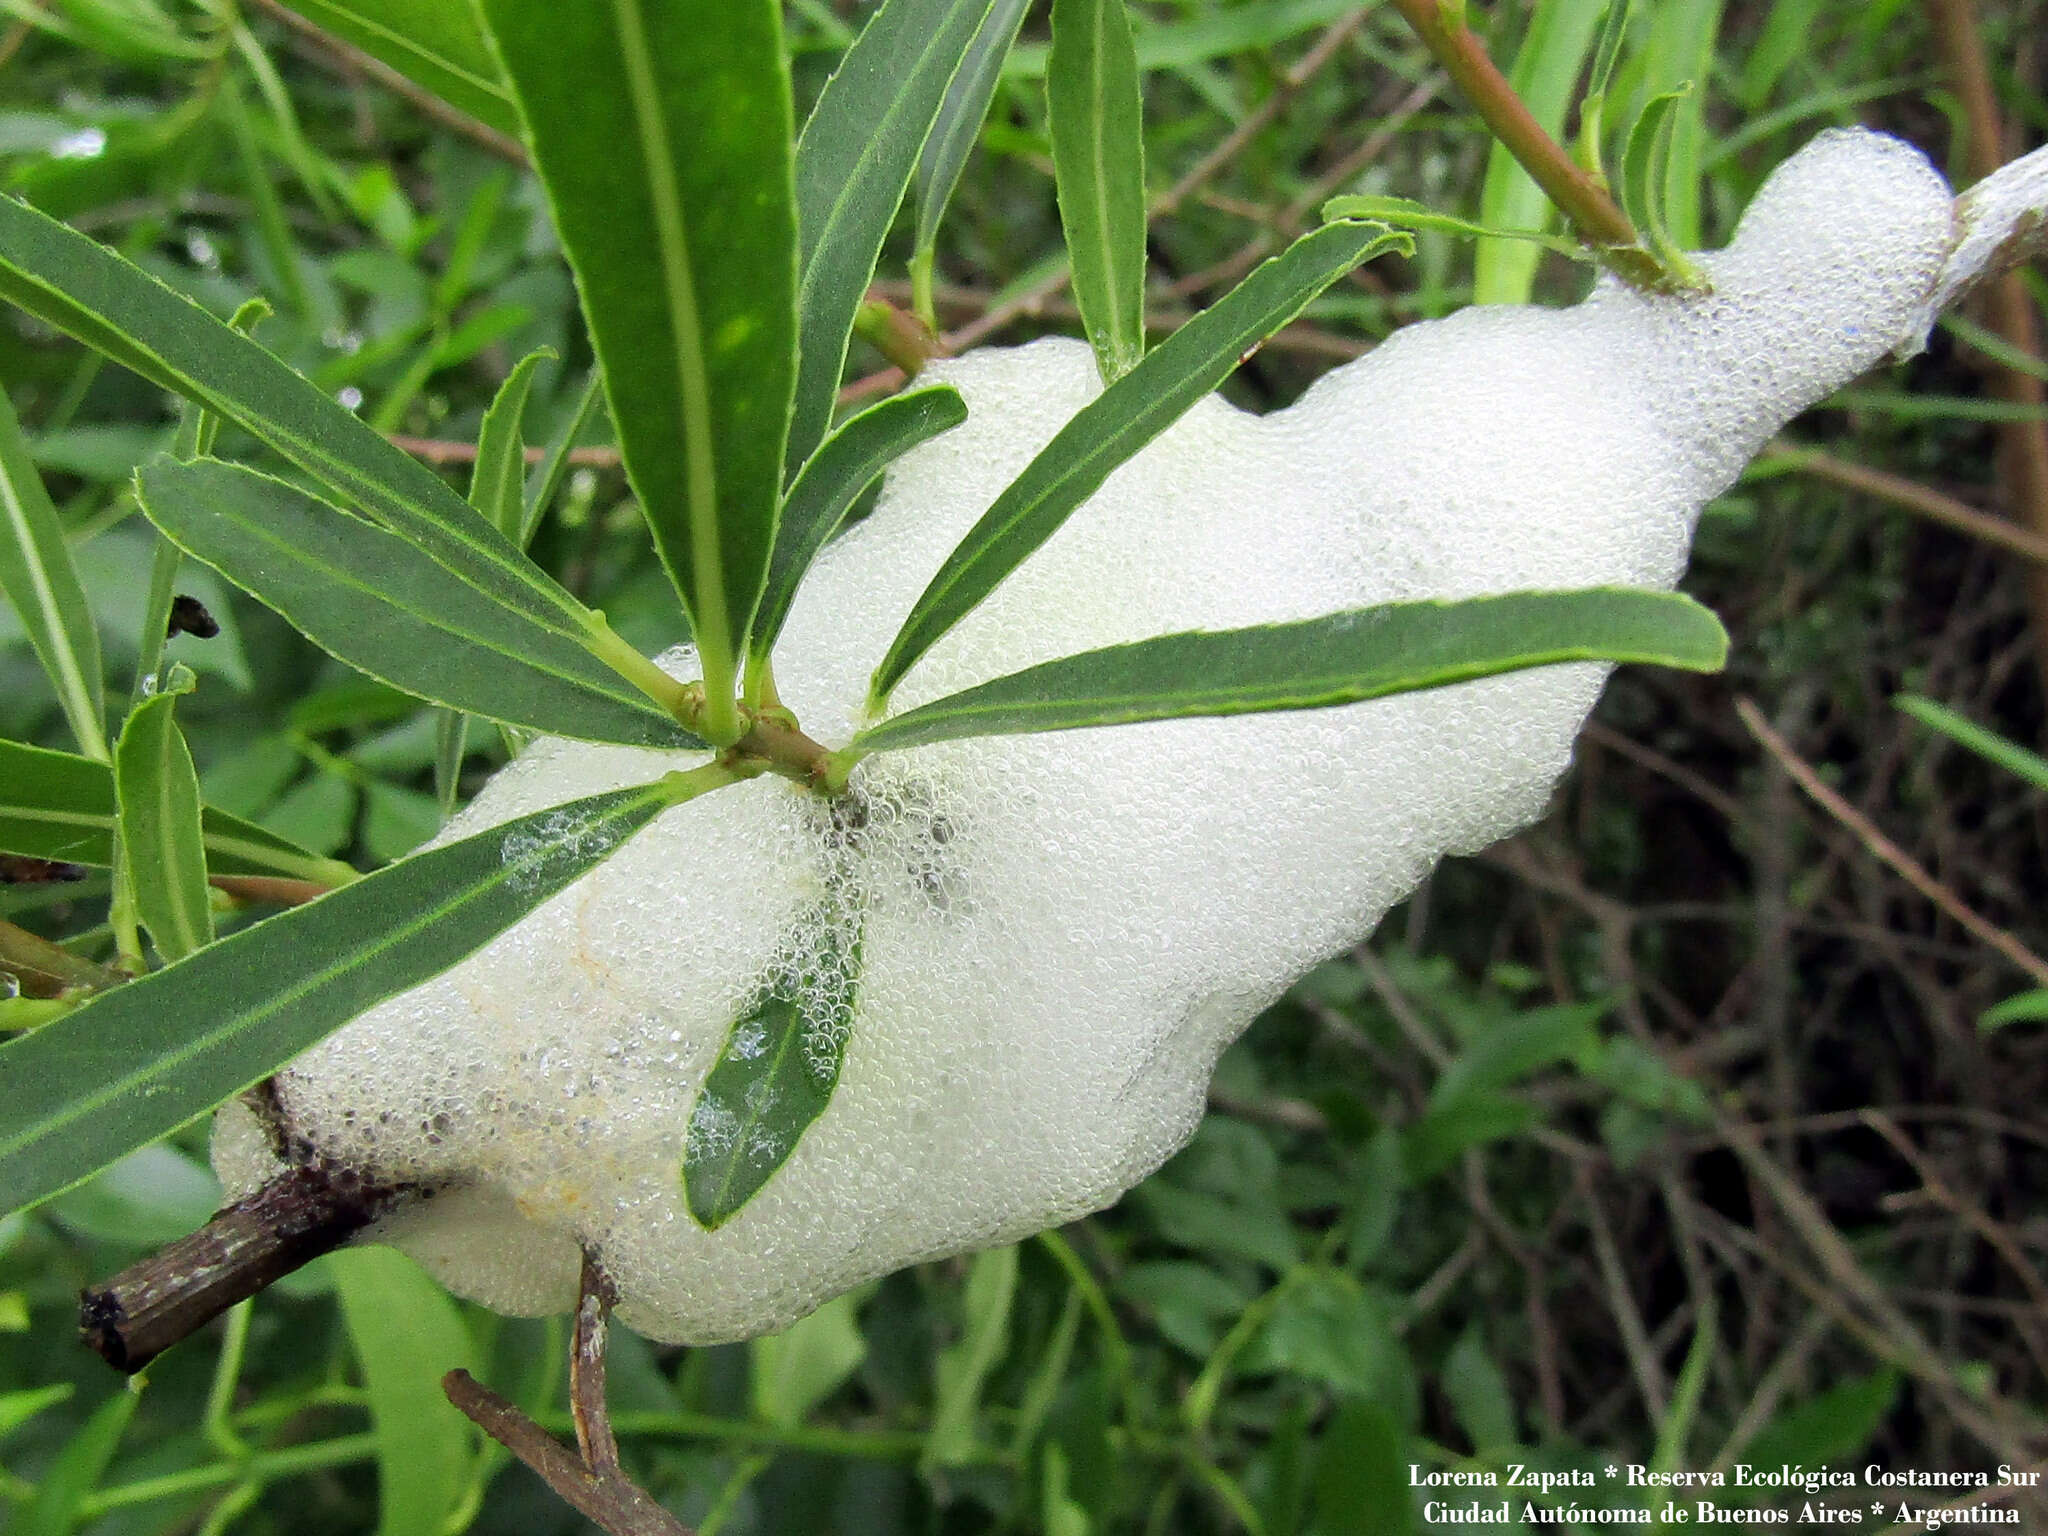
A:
[
  {"left": 444, "top": 1256, "right": 692, "bottom": 1536},
  {"left": 80, "top": 1164, "right": 407, "bottom": 1373},
  {"left": 1924, "top": 0, "right": 2048, "bottom": 708},
  {"left": 1763, "top": 440, "right": 2048, "bottom": 567},
  {"left": 571, "top": 1252, "right": 622, "bottom": 1477},
  {"left": 387, "top": 435, "right": 624, "bottom": 470},
  {"left": 1384, "top": 0, "right": 1668, "bottom": 290}
]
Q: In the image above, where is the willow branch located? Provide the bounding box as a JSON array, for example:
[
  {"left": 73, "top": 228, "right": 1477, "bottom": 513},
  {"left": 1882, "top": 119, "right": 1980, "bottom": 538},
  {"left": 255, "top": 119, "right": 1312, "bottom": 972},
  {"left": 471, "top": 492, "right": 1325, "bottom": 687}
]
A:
[
  {"left": 1384, "top": 0, "right": 1667, "bottom": 290},
  {"left": 80, "top": 1163, "right": 408, "bottom": 1373}
]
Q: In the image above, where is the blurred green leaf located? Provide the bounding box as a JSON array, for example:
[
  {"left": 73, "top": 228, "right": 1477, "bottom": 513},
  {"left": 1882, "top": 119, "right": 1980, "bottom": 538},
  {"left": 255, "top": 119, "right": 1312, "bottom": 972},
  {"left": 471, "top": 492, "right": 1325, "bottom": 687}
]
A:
[
  {"left": 867, "top": 220, "right": 1411, "bottom": 706},
  {"left": 0, "top": 387, "right": 104, "bottom": 762},
  {"left": 1896, "top": 693, "right": 2048, "bottom": 793},
  {"left": 329, "top": 1245, "right": 479, "bottom": 1536},
  {"left": 1431, "top": 999, "right": 1612, "bottom": 1110},
  {"left": 1004, "top": 0, "right": 1362, "bottom": 77},
  {"left": 274, "top": 0, "right": 516, "bottom": 135},
  {"left": 16, "top": 1386, "right": 138, "bottom": 1536},
  {"left": 685, "top": 902, "right": 861, "bottom": 1229},
  {"left": 135, "top": 456, "right": 696, "bottom": 748},
  {"left": 1344, "top": 1126, "right": 1405, "bottom": 1267},
  {"left": 750, "top": 383, "right": 967, "bottom": 680},
  {"left": 788, "top": 0, "right": 995, "bottom": 476},
  {"left": 1049, "top": 0, "right": 1147, "bottom": 382},
  {"left": 43, "top": 1144, "right": 219, "bottom": 1246},
  {"left": 1730, "top": 1369, "right": 1899, "bottom": 1496},
  {"left": 1043, "top": 1442, "right": 1093, "bottom": 1536},
  {"left": 1131, "top": 1180, "right": 1302, "bottom": 1272},
  {"left": 1310, "top": 1399, "right": 1412, "bottom": 1536},
  {"left": 485, "top": 0, "right": 797, "bottom": 722},
  {"left": 0, "top": 1383, "right": 73, "bottom": 1442},
  {"left": 113, "top": 668, "right": 212, "bottom": 962},
  {"left": 925, "top": 1243, "right": 1019, "bottom": 1469},
  {"left": 1650, "top": 1304, "right": 1716, "bottom": 1477},
  {"left": 1245, "top": 1269, "right": 1408, "bottom": 1408},
  {"left": 1403, "top": 1092, "right": 1540, "bottom": 1180},
  {"left": 0, "top": 736, "right": 348, "bottom": 883},
  {"left": 1979, "top": 990, "right": 2048, "bottom": 1034},
  {"left": 858, "top": 591, "right": 1727, "bottom": 753},
  {"left": 0, "top": 777, "right": 687, "bottom": 1215},
  {"left": 751, "top": 1289, "right": 867, "bottom": 1428},
  {"left": 1441, "top": 1324, "right": 1518, "bottom": 1453}
]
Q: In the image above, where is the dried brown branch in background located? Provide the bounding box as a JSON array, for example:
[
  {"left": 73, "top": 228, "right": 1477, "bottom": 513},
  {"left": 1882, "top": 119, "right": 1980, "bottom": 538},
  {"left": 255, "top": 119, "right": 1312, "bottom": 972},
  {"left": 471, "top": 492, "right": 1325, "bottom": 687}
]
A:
[{"left": 1925, "top": 0, "right": 2048, "bottom": 704}]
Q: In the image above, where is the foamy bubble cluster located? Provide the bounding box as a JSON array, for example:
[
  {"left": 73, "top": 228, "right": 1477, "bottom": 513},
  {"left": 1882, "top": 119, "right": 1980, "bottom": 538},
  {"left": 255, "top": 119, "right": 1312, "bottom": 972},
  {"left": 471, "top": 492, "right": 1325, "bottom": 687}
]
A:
[{"left": 214, "top": 131, "right": 1978, "bottom": 1343}]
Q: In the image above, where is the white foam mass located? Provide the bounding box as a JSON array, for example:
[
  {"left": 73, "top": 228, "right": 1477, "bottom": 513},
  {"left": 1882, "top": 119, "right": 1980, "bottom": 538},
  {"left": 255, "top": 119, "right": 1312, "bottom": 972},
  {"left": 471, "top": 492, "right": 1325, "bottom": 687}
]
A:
[{"left": 214, "top": 130, "right": 1969, "bottom": 1343}]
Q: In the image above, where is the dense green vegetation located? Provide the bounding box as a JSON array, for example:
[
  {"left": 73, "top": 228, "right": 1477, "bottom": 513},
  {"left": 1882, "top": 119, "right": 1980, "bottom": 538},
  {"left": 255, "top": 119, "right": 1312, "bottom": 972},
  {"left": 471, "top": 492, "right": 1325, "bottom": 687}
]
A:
[{"left": 1, "top": 2, "right": 2045, "bottom": 1533}]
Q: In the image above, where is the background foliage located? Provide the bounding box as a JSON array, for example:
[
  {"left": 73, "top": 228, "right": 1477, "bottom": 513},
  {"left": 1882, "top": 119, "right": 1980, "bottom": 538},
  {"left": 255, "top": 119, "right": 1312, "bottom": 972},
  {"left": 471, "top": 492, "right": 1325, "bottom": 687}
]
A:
[{"left": 1, "top": 1, "right": 2045, "bottom": 1532}]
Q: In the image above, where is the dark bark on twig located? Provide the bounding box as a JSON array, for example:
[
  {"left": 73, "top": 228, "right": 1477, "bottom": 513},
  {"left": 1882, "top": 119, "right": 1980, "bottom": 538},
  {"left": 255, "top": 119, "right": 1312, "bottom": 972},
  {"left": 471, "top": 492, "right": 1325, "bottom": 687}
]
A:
[
  {"left": 443, "top": 1253, "right": 693, "bottom": 1536},
  {"left": 79, "top": 1163, "right": 406, "bottom": 1373}
]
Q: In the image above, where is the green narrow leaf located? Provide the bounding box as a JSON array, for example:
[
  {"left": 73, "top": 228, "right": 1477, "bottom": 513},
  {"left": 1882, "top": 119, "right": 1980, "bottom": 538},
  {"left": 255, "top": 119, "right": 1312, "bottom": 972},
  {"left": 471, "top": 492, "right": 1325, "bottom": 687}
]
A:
[
  {"left": 1634, "top": 0, "right": 1722, "bottom": 248},
  {"left": 1896, "top": 694, "right": 2048, "bottom": 793},
  {"left": 0, "top": 193, "right": 614, "bottom": 657},
  {"left": 434, "top": 348, "right": 553, "bottom": 816},
  {"left": 1048, "top": 0, "right": 1148, "bottom": 382},
  {"left": 684, "top": 900, "right": 863, "bottom": 1229},
  {"left": 483, "top": 0, "right": 798, "bottom": 728},
  {"left": 16, "top": 1386, "right": 139, "bottom": 1536},
  {"left": 0, "top": 387, "right": 105, "bottom": 762},
  {"left": 869, "top": 219, "right": 1411, "bottom": 706},
  {"left": 1621, "top": 85, "right": 1691, "bottom": 267},
  {"left": 749, "top": 384, "right": 967, "bottom": 679},
  {"left": 433, "top": 711, "right": 469, "bottom": 822},
  {"left": 0, "top": 777, "right": 693, "bottom": 1215},
  {"left": 1469, "top": 0, "right": 1606, "bottom": 304},
  {"left": 275, "top": 0, "right": 516, "bottom": 136},
  {"left": 135, "top": 456, "right": 697, "bottom": 750},
  {"left": 0, "top": 737, "right": 349, "bottom": 884},
  {"left": 521, "top": 369, "right": 605, "bottom": 546},
  {"left": 329, "top": 1245, "right": 479, "bottom": 1536},
  {"left": 1979, "top": 990, "right": 2048, "bottom": 1034},
  {"left": 925, "top": 1243, "right": 1019, "bottom": 1469},
  {"left": 114, "top": 669, "right": 213, "bottom": 963},
  {"left": 0, "top": 1383, "right": 75, "bottom": 1442},
  {"left": 913, "top": 0, "right": 1032, "bottom": 258},
  {"left": 788, "top": 0, "right": 997, "bottom": 476},
  {"left": 1649, "top": 1303, "right": 1716, "bottom": 1476},
  {"left": 857, "top": 587, "right": 1723, "bottom": 755},
  {"left": 470, "top": 349, "right": 552, "bottom": 543}
]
